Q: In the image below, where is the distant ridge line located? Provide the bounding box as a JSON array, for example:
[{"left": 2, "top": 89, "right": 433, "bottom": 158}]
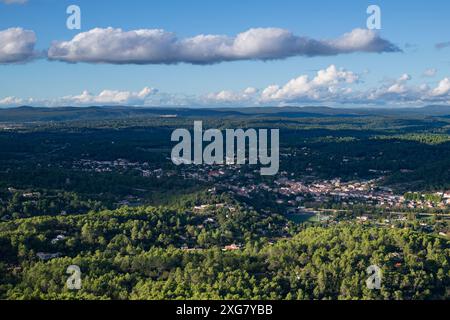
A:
[{"left": 0, "top": 105, "right": 449, "bottom": 123}]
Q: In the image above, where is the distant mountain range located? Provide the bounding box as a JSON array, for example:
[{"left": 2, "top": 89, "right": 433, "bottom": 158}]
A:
[{"left": 0, "top": 105, "right": 450, "bottom": 123}]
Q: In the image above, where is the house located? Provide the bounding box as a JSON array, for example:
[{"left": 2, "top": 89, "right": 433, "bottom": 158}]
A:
[
  {"left": 223, "top": 244, "right": 241, "bottom": 251},
  {"left": 203, "top": 218, "right": 215, "bottom": 224},
  {"left": 142, "top": 170, "right": 152, "bottom": 177},
  {"left": 193, "top": 205, "right": 210, "bottom": 212},
  {"left": 51, "top": 235, "right": 66, "bottom": 244},
  {"left": 22, "top": 192, "right": 41, "bottom": 199}
]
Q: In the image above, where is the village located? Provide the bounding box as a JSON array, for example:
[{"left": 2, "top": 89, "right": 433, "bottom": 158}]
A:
[{"left": 71, "top": 157, "right": 450, "bottom": 213}]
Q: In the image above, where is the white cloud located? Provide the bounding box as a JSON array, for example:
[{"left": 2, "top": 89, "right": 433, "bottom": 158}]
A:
[
  {"left": 328, "top": 28, "right": 399, "bottom": 53},
  {"left": 382, "top": 74, "right": 411, "bottom": 94},
  {"left": 0, "top": 87, "right": 158, "bottom": 107},
  {"left": 0, "top": 28, "right": 37, "bottom": 63},
  {"left": 243, "top": 87, "right": 257, "bottom": 95},
  {"left": 47, "top": 27, "right": 400, "bottom": 65},
  {"left": 432, "top": 78, "right": 450, "bottom": 96},
  {"left": 2, "top": 68, "right": 450, "bottom": 108},
  {"left": 363, "top": 73, "right": 450, "bottom": 105},
  {"left": 203, "top": 87, "right": 258, "bottom": 105},
  {"left": 0, "top": 96, "right": 25, "bottom": 105},
  {"left": 260, "top": 65, "right": 358, "bottom": 102},
  {"left": 220, "top": 69, "right": 450, "bottom": 106},
  {"left": 386, "top": 83, "right": 407, "bottom": 94},
  {"left": 312, "top": 65, "right": 358, "bottom": 85},
  {"left": 397, "top": 73, "right": 412, "bottom": 82},
  {"left": 422, "top": 68, "right": 437, "bottom": 77},
  {"left": 61, "top": 87, "right": 157, "bottom": 105}
]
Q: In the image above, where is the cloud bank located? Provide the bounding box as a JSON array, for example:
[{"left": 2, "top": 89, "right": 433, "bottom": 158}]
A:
[
  {"left": 59, "top": 87, "right": 157, "bottom": 106},
  {"left": 0, "top": 28, "right": 37, "bottom": 63},
  {"left": 2, "top": 65, "right": 449, "bottom": 108},
  {"left": 0, "top": 87, "right": 158, "bottom": 107},
  {"left": 47, "top": 27, "right": 401, "bottom": 65}
]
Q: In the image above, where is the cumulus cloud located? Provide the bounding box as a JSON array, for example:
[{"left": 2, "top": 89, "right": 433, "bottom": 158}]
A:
[
  {"left": 397, "top": 73, "right": 412, "bottom": 82},
  {"left": 360, "top": 73, "right": 450, "bottom": 105},
  {"left": 47, "top": 27, "right": 400, "bottom": 65},
  {"left": 0, "top": 27, "right": 37, "bottom": 63},
  {"left": 386, "top": 83, "right": 407, "bottom": 94},
  {"left": 0, "top": 87, "right": 158, "bottom": 107},
  {"left": 0, "top": 96, "right": 26, "bottom": 105},
  {"left": 422, "top": 68, "right": 437, "bottom": 77},
  {"left": 260, "top": 65, "right": 358, "bottom": 102},
  {"left": 60, "top": 87, "right": 157, "bottom": 105},
  {"left": 2, "top": 67, "right": 450, "bottom": 108},
  {"left": 200, "top": 68, "right": 450, "bottom": 106},
  {"left": 431, "top": 78, "right": 450, "bottom": 96},
  {"left": 203, "top": 87, "right": 259, "bottom": 105},
  {"left": 381, "top": 74, "right": 412, "bottom": 95}
]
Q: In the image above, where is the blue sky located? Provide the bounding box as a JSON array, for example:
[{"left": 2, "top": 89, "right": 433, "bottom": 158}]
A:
[{"left": 0, "top": 0, "right": 449, "bottom": 107}]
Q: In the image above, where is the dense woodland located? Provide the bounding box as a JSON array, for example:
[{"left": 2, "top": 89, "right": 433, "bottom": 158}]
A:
[
  {"left": 0, "top": 109, "right": 449, "bottom": 300},
  {"left": 1, "top": 209, "right": 448, "bottom": 299}
]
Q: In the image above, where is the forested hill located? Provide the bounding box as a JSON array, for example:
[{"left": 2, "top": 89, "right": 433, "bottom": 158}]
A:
[
  {"left": 1, "top": 204, "right": 449, "bottom": 300},
  {"left": 1, "top": 105, "right": 450, "bottom": 123}
]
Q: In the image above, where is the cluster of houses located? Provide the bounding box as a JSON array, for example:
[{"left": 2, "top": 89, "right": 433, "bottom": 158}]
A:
[
  {"left": 73, "top": 158, "right": 174, "bottom": 179},
  {"left": 174, "top": 157, "right": 450, "bottom": 212},
  {"left": 270, "top": 177, "right": 407, "bottom": 207}
]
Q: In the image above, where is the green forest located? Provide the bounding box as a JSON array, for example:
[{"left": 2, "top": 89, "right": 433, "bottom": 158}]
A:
[
  {"left": 0, "top": 200, "right": 449, "bottom": 300},
  {"left": 0, "top": 110, "right": 449, "bottom": 300}
]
